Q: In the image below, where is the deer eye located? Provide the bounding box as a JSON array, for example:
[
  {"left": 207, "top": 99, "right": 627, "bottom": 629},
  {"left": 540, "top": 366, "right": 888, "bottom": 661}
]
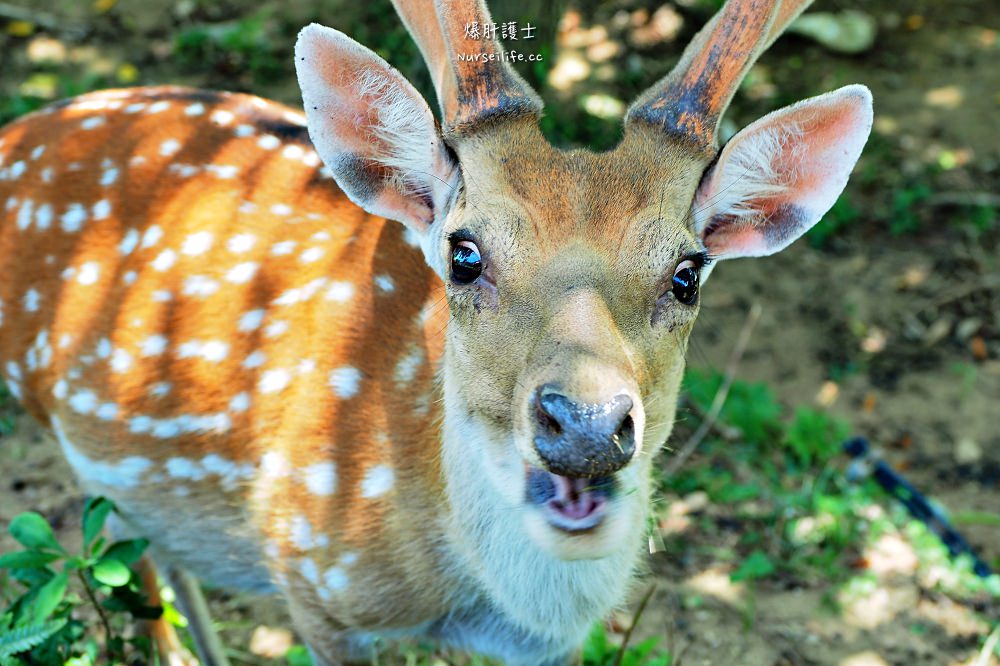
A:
[
  {"left": 671, "top": 260, "right": 700, "bottom": 305},
  {"left": 451, "top": 240, "right": 483, "bottom": 284}
]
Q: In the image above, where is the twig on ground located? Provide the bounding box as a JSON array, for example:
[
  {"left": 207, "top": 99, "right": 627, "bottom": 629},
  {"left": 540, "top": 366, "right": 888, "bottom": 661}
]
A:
[
  {"left": 613, "top": 582, "right": 658, "bottom": 666},
  {"left": 664, "top": 302, "right": 763, "bottom": 477},
  {"left": 973, "top": 624, "right": 999, "bottom": 666},
  {"left": 681, "top": 397, "right": 742, "bottom": 441}
]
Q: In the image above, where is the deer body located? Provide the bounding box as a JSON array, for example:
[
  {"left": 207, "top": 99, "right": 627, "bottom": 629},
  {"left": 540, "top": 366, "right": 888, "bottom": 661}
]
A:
[{"left": 0, "top": 0, "right": 872, "bottom": 663}]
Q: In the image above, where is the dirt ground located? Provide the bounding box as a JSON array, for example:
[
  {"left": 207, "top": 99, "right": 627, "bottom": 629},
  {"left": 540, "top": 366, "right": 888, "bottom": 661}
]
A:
[{"left": 0, "top": 0, "right": 998, "bottom": 664}]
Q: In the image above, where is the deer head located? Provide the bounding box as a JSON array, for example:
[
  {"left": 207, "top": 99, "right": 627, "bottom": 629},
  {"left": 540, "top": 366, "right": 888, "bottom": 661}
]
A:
[{"left": 294, "top": 0, "right": 871, "bottom": 567}]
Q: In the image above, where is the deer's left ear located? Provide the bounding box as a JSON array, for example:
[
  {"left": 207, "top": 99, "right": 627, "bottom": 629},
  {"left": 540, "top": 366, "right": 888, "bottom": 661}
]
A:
[
  {"left": 692, "top": 85, "right": 873, "bottom": 260},
  {"left": 295, "top": 24, "right": 458, "bottom": 233}
]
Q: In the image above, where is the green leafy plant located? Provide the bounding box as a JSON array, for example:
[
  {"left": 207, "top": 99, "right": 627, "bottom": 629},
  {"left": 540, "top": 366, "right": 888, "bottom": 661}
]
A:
[
  {"left": 782, "top": 407, "right": 850, "bottom": 468},
  {"left": 0, "top": 498, "right": 159, "bottom": 664},
  {"left": 581, "top": 622, "right": 672, "bottom": 666}
]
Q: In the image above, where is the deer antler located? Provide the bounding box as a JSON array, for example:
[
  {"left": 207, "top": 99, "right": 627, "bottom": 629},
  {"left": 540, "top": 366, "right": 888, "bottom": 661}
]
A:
[
  {"left": 391, "top": 0, "right": 543, "bottom": 136},
  {"left": 626, "top": 0, "right": 813, "bottom": 153}
]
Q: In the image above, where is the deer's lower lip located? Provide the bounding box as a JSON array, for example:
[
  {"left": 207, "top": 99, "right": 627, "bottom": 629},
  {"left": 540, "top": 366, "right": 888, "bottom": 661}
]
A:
[{"left": 525, "top": 467, "right": 613, "bottom": 533}]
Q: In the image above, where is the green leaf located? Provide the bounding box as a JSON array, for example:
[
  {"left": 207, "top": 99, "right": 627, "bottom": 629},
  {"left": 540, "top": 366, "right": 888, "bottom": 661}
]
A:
[
  {"left": 92, "top": 557, "right": 131, "bottom": 587},
  {"left": 285, "top": 645, "right": 313, "bottom": 666},
  {"left": 82, "top": 497, "right": 114, "bottom": 549},
  {"left": 8, "top": 513, "right": 65, "bottom": 553},
  {"left": 783, "top": 407, "right": 850, "bottom": 466},
  {"left": 31, "top": 571, "right": 68, "bottom": 624},
  {"left": 102, "top": 538, "right": 149, "bottom": 566},
  {"left": 730, "top": 550, "right": 776, "bottom": 582},
  {"left": 0, "top": 619, "right": 67, "bottom": 658},
  {"left": 0, "top": 551, "right": 60, "bottom": 570}
]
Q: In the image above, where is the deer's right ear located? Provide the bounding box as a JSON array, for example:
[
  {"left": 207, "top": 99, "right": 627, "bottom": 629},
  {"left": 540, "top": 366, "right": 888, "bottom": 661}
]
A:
[{"left": 295, "top": 24, "right": 458, "bottom": 233}]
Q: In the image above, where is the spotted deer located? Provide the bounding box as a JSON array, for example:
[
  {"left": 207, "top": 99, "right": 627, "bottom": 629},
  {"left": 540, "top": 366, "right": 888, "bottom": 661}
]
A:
[{"left": 0, "top": 0, "right": 871, "bottom": 662}]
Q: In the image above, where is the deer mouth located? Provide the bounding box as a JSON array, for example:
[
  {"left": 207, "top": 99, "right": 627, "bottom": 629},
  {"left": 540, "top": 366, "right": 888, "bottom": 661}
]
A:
[{"left": 525, "top": 466, "right": 613, "bottom": 533}]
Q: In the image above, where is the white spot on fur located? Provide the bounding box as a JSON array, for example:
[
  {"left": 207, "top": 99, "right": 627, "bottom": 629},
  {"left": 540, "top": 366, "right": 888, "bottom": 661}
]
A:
[
  {"left": 258, "top": 135, "right": 280, "bottom": 150},
  {"left": 238, "top": 309, "right": 265, "bottom": 332},
  {"left": 177, "top": 340, "right": 229, "bottom": 362},
  {"left": 53, "top": 379, "right": 68, "bottom": 399},
  {"left": 182, "top": 276, "right": 219, "bottom": 297},
  {"left": 270, "top": 240, "right": 296, "bottom": 256},
  {"left": 325, "top": 281, "right": 355, "bottom": 303},
  {"left": 167, "top": 457, "right": 206, "bottom": 481},
  {"left": 92, "top": 199, "right": 111, "bottom": 220},
  {"left": 5, "top": 361, "right": 22, "bottom": 381},
  {"left": 375, "top": 275, "right": 395, "bottom": 292},
  {"left": 69, "top": 389, "right": 98, "bottom": 414},
  {"left": 23, "top": 289, "right": 40, "bottom": 312},
  {"left": 300, "top": 247, "right": 325, "bottom": 264},
  {"left": 185, "top": 102, "right": 206, "bottom": 116},
  {"left": 303, "top": 462, "right": 336, "bottom": 496},
  {"left": 110, "top": 348, "right": 132, "bottom": 373},
  {"left": 160, "top": 139, "right": 181, "bottom": 156},
  {"left": 360, "top": 465, "right": 395, "bottom": 498},
  {"left": 323, "top": 566, "right": 349, "bottom": 593},
  {"left": 227, "top": 234, "right": 256, "bottom": 253},
  {"left": 16, "top": 199, "right": 33, "bottom": 230},
  {"left": 229, "top": 392, "right": 251, "bottom": 412},
  {"left": 34, "top": 203, "right": 53, "bottom": 230},
  {"left": 141, "top": 335, "right": 169, "bottom": 356},
  {"left": 211, "top": 109, "right": 234, "bottom": 125},
  {"left": 119, "top": 229, "right": 140, "bottom": 255},
  {"left": 100, "top": 166, "right": 119, "bottom": 186},
  {"left": 96, "top": 403, "right": 119, "bottom": 421},
  {"left": 152, "top": 249, "right": 176, "bottom": 271},
  {"left": 77, "top": 261, "right": 100, "bottom": 285},
  {"left": 259, "top": 368, "right": 291, "bottom": 393},
  {"left": 270, "top": 203, "right": 292, "bottom": 216},
  {"left": 142, "top": 225, "right": 164, "bottom": 248},
  {"left": 53, "top": 416, "right": 151, "bottom": 488},
  {"left": 328, "top": 366, "right": 361, "bottom": 398},
  {"left": 394, "top": 345, "right": 423, "bottom": 383},
  {"left": 60, "top": 204, "right": 87, "bottom": 232},
  {"left": 226, "top": 262, "right": 259, "bottom": 284},
  {"left": 260, "top": 451, "right": 291, "bottom": 479},
  {"left": 81, "top": 116, "right": 105, "bottom": 130},
  {"left": 182, "top": 231, "right": 214, "bottom": 255},
  {"left": 206, "top": 164, "right": 238, "bottom": 179},
  {"left": 264, "top": 320, "right": 288, "bottom": 338},
  {"left": 290, "top": 515, "right": 322, "bottom": 551},
  {"left": 299, "top": 557, "right": 319, "bottom": 584},
  {"left": 243, "top": 350, "right": 267, "bottom": 369}
]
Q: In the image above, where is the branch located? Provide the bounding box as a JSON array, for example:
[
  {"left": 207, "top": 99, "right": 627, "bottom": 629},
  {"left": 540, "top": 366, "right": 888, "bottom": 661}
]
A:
[{"left": 664, "top": 301, "right": 763, "bottom": 477}]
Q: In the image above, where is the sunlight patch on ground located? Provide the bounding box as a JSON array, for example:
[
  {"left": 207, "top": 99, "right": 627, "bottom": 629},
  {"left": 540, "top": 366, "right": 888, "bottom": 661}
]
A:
[
  {"left": 864, "top": 533, "right": 918, "bottom": 577},
  {"left": 685, "top": 566, "right": 745, "bottom": 606},
  {"left": 838, "top": 651, "right": 891, "bottom": 666},
  {"left": 837, "top": 578, "right": 917, "bottom": 630}
]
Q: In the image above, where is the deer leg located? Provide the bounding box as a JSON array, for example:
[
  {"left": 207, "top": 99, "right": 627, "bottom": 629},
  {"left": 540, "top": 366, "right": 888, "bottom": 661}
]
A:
[
  {"left": 163, "top": 566, "right": 232, "bottom": 666},
  {"left": 137, "top": 557, "right": 199, "bottom": 666}
]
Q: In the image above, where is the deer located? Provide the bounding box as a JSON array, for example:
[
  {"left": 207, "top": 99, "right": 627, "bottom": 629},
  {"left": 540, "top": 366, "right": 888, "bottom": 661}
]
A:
[{"left": 0, "top": 0, "right": 871, "bottom": 662}]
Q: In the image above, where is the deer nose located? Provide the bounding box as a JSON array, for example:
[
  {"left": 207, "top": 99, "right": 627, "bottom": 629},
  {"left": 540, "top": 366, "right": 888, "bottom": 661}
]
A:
[{"left": 533, "top": 386, "right": 636, "bottom": 478}]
